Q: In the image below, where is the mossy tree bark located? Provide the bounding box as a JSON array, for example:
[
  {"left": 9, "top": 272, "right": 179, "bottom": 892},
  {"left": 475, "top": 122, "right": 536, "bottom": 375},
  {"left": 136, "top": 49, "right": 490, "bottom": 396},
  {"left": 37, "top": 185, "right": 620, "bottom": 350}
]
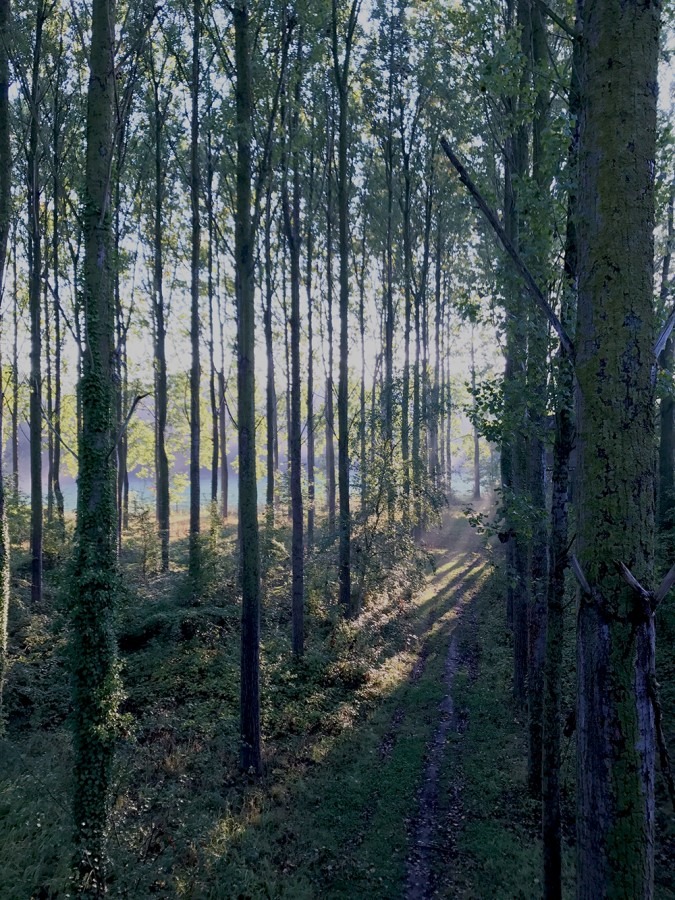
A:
[
  {"left": 71, "top": 0, "right": 118, "bottom": 888},
  {"left": 575, "top": 0, "right": 660, "bottom": 892}
]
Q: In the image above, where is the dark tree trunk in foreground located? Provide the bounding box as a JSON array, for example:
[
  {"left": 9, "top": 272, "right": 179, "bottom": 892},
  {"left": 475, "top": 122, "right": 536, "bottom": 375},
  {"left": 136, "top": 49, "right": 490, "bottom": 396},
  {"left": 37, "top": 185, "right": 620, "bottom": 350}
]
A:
[
  {"left": 575, "top": 0, "right": 660, "bottom": 893},
  {"left": 235, "top": 0, "right": 262, "bottom": 776},
  {"left": 71, "top": 0, "right": 118, "bottom": 887},
  {"left": 189, "top": 0, "right": 202, "bottom": 588}
]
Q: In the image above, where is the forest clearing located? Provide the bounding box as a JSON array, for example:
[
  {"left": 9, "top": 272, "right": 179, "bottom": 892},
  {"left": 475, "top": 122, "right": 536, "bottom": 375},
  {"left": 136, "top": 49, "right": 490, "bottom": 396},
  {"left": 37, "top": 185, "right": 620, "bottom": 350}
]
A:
[{"left": 1, "top": 0, "right": 675, "bottom": 896}]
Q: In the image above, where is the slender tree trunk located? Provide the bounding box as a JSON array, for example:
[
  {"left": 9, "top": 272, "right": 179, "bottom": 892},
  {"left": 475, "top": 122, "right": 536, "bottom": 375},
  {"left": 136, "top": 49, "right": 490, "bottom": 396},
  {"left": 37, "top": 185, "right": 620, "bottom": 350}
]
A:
[
  {"left": 0, "top": 0, "right": 11, "bottom": 730},
  {"left": 234, "top": 0, "right": 262, "bottom": 776},
  {"left": 151, "top": 60, "right": 170, "bottom": 571},
  {"left": 542, "top": 26, "right": 581, "bottom": 899},
  {"left": 71, "top": 0, "right": 118, "bottom": 885},
  {"left": 28, "top": 4, "right": 44, "bottom": 604},
  {"left": 658, "top": 186, "right": 675, "bottom": 530},
  {"left": 52, "top": 229, "right": 64, "bottom": 530},
  {"left": 430, "top": 214, "right": 441, "bottom": 490},
  {"left": 471, "top": 326, "right": 480, "bottom": 500},
  {"left": 207, "top": 138, "right": 219, "bottom": 507},
  {"left": 44, "top": 231, "right": 54, "bottom": 525},
  {"left": 11, "top": 233, "right": 18, "bottom": 500},
  {"left": 325, "top": 162, "right": 336, "bottom": 533},
  {"left": 331, "top": 0, "right": 357, "bottom": 616},
  {"left": 281, "top": 43, "right": 304, "bottom": 656},
  {"left": 263, "top": 187, "right": 276, "bottom": 514},
  {"left": 189, "top": 0, "right": 201, "bottom": 587},
  {"left": 575, "top": 0, "right": 659, "bottom": 892},
  {"left": 306, "top": 174, "right": 316, "bottom": 550}
]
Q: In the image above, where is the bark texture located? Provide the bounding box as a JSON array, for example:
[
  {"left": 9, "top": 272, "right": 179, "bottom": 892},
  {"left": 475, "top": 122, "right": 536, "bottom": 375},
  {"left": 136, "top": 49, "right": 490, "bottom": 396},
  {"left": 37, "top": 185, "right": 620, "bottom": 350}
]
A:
[
  {"left": 71, "top": 0, "right": 118, "bottom": 887},
  {"left": 575, "top": 0, "right": 660, "bottom": 893}
]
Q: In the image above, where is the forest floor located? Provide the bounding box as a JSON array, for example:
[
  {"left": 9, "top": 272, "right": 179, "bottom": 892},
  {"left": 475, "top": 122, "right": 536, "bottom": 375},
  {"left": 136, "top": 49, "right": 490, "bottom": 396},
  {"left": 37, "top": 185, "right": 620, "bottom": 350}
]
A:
[{"left": 0, "top": 501, "right": 673, "bottom": 898}]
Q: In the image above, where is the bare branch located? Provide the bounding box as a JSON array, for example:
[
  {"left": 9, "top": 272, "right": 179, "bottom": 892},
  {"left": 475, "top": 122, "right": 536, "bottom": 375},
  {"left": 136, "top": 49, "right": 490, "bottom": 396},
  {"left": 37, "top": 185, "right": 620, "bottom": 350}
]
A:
[
  {"left": 107, "top": 393, "right": 150, "bottom": 461},
  {"left": 615, "top": 560, "right": 651, "bottom": 602},
  {"left": 439, "top": 136, "right": 575, "bottom": 359},
  {"left": 570, "top": 554, "right": 591, "bottom": 595},
  {"left": 655, "top": 560, "right": 675, "bottom": 607},
  {"left": 655, "top": 306, "right": 675, "bottom": 359},
  {"left": 536, "top": 0, "right": 576, "bottom": 38}
]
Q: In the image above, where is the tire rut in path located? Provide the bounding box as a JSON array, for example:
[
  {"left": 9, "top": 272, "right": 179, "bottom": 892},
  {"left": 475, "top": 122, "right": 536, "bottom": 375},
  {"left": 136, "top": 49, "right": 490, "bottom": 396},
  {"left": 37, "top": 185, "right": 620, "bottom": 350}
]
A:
[{"left": 405, "top": 623, "right": 463, "bottom": 900}]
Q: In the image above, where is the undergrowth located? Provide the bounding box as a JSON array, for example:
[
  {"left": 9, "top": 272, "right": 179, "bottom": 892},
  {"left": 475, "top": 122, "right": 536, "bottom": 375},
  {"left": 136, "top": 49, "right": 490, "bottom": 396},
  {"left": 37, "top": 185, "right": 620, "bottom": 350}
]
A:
[{"left": 0, "top": 507, "right": 448, "bottom": 898}]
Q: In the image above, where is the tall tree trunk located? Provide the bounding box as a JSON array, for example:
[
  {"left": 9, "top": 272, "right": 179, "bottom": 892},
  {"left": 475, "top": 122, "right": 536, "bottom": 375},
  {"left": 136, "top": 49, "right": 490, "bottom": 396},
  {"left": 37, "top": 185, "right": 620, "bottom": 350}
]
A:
[
  {"left": 542, "top": 24, "right": 581, "bottom": 900},
  {"left": 151, "top": 57, "right": 170, "bottom": 571},
  {"left": 234, "top": 0, "right": 262, "bottom": 776},
  {"left": 281, "top": 41, "right": 304, "bottom": 655},
  {"left": 526, "top": 0, "right": 550, "bottom": 800},
  {"left": 11, "top": 232, "right": 18, "bottom": 500},
  {"left": 263, "top": 187, "right": 276, "bottom": 514},
  {"left": 658, "top": 185, "right": 675, "bottom": 530},
  {"left": 325, "top": 158, "right": 336, "bottom": 533},
  {"left": 471, "top": 325, "right": 480, "bottom": 501},
  {"left": 52, "top": 219, "right": 64, "bottom": 530},
  {"left": 306, "top": 172, "right": 316, "bottom": 549},
  {"left": 430, "top": 214, "right": 441, "bottom": 490},
  {"left": 331, "top": 0, "right": 359, "bottom": 616},
  {"left": 575, "top": 0, "right": 659, "bottom": 892},
  {"left": 189, "top": 0, "right": 201, "bottom": 587},
  {"left": 0, "top": 0, "right": 10, "bottom": 730},
  {"left": 28, "top": 4, "right": 44, "bottom": 604},
  {"left": 71, "top": 0, "right": 118, "bottom": 885},
  {"left": 207, "top": 137, "right": 219, "bottom": 507},
  {"left": 44, "top": 231, "right": 54, "bottom": 525}
]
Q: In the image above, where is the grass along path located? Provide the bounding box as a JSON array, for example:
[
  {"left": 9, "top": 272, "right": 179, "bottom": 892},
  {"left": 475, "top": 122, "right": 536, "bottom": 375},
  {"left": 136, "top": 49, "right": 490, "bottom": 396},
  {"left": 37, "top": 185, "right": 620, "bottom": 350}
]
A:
[{"left": 0, "top": 507, "right": 491, "bottom": 898}]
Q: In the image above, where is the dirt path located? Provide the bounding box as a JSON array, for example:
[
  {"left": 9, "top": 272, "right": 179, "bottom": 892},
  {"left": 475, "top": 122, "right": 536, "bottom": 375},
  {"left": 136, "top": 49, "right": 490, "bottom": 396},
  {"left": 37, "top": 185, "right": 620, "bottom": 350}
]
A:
[{"left": 404, "top": 505, "right": 488, "bottom": 899}]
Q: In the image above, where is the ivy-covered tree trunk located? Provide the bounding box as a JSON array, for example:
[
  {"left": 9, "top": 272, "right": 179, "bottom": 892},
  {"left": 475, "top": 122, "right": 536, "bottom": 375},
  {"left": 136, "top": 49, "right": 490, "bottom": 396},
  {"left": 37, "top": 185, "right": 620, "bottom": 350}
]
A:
[
  {"left": 71, "top": 0, "right": 118, "bottom": 887},
  {"left": 0, "top": 0, "right": 11, "bottom": 729},
  {"left": 575, "top": 0, "right": 660, "bottom": 892},
  {"left": 235, "top": 0, "right": 262, "bottom": 776}
]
